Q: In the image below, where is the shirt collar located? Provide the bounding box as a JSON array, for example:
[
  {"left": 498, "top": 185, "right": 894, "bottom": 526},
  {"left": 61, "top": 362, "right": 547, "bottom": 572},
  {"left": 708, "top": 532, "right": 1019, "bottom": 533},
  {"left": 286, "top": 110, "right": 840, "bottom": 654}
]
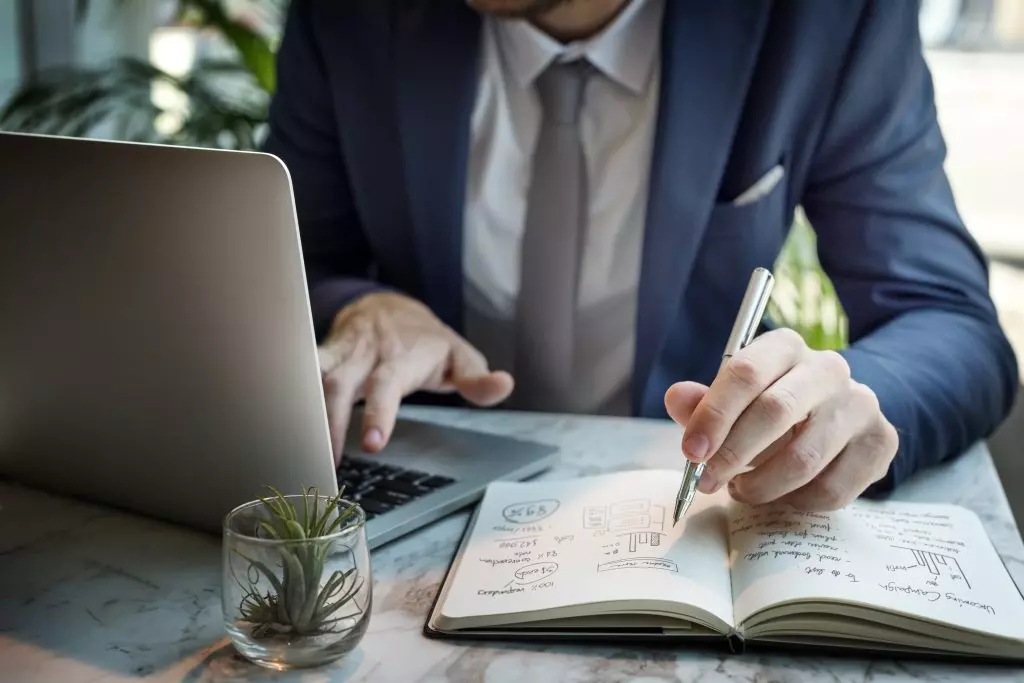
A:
[{"left": 492, "top": 0, "right": 663, "bottom": 96}]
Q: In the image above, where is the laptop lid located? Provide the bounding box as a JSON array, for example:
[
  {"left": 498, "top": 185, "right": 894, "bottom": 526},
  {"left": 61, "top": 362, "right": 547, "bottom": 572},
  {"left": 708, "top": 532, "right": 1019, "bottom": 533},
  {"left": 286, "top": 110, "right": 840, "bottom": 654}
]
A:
[{"left": 0, "top": 133, "right": 339, "bottom": 530}]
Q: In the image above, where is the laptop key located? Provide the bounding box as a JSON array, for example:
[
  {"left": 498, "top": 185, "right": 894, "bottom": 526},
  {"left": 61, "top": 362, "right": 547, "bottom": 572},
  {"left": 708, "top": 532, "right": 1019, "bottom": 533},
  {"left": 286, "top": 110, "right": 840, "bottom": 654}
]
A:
[
  {"left": 369, "top": 463, "right": 404, "bottom": 478},
  {"left": 420, "top": 475, "right": 456, "bottom": 489},
  {"left": 363, "top": 488, "right": 414, "bottom": 507},
  {"left": 394, "top": 469, "right": 431, "bottom": 484},
  {"left": 357, "top": 498, "right": 392, "bottom": 516},
  {"left": 376, "top": 478, "right": 430, "bottom": 497}
]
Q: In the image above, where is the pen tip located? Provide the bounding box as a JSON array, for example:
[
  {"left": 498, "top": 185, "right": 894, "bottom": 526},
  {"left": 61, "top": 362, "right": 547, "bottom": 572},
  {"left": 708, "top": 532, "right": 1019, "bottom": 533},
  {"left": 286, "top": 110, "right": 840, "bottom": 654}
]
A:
[{"left": 672, "top": 500, "right": 684, "bottom": 527}]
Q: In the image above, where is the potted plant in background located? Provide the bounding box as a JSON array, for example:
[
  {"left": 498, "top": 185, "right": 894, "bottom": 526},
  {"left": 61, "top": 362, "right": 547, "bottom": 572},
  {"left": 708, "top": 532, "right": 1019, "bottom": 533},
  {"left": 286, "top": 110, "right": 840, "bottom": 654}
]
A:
[
  {"left": 0, "top": 0, "right": 279, "bottom": 148},
  {"left": 0, "top": 0, "right": 848, "bottom": 350},
  {"left": 222, "top": 486, "right": 372, "bottom": 669}
]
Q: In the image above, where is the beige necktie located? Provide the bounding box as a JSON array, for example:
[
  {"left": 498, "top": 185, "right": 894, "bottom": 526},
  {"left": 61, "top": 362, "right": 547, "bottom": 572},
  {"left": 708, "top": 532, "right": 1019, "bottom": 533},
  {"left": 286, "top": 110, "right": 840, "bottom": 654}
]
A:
[{"left": 514, "top": 60, "right": 591, "bottom": 412}]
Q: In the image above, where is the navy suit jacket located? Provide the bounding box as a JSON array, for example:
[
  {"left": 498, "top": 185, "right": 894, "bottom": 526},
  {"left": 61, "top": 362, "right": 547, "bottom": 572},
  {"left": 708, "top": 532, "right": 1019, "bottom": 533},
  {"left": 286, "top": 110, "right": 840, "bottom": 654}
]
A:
[{"left": 264, "top": 0, "right": 1018, "bottom": 493}]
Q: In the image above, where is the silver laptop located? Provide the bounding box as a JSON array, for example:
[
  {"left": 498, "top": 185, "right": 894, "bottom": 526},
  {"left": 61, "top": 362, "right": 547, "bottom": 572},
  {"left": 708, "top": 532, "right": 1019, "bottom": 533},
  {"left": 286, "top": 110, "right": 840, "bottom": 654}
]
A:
[{"left": 0, "top": 132, "right": 557, "bottom": 548}]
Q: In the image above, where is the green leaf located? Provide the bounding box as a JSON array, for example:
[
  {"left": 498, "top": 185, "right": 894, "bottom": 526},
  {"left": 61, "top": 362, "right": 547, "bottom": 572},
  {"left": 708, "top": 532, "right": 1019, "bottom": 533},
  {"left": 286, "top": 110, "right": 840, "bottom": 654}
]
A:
[
  {"left": 280, "top": 549, "right": 308, "bottom": 628},
  {"left": 257, "top": 520, "right": 283, "bottom": 540},
  {"left": 285, "top": 519, "right": 306, "bottom": 540},
  {"left": 264, "top": 485, "right": 298, "bottom": 524},
  {"left": 320, "top": 577, "right": 365, "bottom": 620},
  {"left": 324, "top": 505, "right": 359, "bottom": 536},
  {"left": 302, "top": 489, "right": 311, "bottom": 531},
  {"left": 235, "top": 552, "right": 284, "bottom": 597},
  {"left": 182, "top": 0, "right": 277, "bottom": 93}
]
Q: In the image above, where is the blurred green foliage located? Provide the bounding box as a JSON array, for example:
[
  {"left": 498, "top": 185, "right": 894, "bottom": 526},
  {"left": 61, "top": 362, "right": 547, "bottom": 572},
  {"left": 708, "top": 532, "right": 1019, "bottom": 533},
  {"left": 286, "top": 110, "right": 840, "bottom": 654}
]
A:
[
  {"left": 0, "top": 0, "right": 277, "bottom": 148},
  {"left": 769, "top": 208, "right": 848, "bottom": 350}
]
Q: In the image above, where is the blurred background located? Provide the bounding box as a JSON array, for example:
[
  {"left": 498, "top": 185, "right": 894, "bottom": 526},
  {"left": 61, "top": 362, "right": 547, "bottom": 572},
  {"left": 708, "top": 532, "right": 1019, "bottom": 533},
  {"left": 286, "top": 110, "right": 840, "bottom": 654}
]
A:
[{"left": 1, "top": 0, "right": 1023, "bottom": 512}]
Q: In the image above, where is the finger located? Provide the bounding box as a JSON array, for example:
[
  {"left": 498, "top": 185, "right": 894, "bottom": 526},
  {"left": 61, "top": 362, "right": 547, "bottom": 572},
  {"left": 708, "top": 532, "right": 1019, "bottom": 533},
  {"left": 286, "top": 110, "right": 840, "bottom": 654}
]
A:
[
  {"left": 322, "top": 354, "right": 375, "bottom": 465},
  {"left": 664, "top": 382, "right": 709, "bottom": 427},
  {"left": 318, "top": 314, "right": 372, "bottom": 373},
  {"left": 361, "top": 349, "right": 439, "bottom": 452},
  {"left": 701, "top": 350, "right": 850, "bottom": 491},
  {"left": 722, "top": 426, "right": 801, "bottom": 502},
  {"left": 683, "top": 328, "right": 806, "bottom": 464},
  {"left": 780, "top": 399, "right": 898, "bottom": 511},
  {"left": 448, "top": 339, "right": 514, "bottom": 406},
  {"left": 747, "top": 425, "right": 800, "bottom": 469},
  {"left": 729, "top": 383, "right": 875, "bottom": 505},
  {"left": 319, "top": 326, "right": 376, "bottom": 463},
  {"left": 724, "top": 432, "right": 793, "bottom": 503}
]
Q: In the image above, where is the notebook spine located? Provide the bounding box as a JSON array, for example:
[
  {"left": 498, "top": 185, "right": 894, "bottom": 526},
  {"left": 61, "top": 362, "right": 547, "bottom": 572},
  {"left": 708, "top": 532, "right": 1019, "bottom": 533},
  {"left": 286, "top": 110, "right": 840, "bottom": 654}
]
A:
[{"left": 726, "top": 629, "right": 746, "bottom": 654}]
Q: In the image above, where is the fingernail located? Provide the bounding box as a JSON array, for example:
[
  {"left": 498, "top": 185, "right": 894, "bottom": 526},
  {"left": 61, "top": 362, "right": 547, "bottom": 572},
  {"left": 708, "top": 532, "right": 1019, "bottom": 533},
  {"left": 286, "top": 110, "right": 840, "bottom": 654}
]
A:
[
  {"left": 684, "top": 433, "right": 709, "bottom": 461},
  {"left": 698, "top": 471, "right": 719, "bottom": 494},
  {"left": 364, "top": 428, "right": 383, "bottom": 451}
]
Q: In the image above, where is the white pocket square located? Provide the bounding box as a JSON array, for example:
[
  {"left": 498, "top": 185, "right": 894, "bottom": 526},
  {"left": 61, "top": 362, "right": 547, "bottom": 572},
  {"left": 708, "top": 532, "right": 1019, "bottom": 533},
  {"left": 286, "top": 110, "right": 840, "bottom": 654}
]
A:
[{"left": 731, "top": 164, "right": 785, "bottom": 207}]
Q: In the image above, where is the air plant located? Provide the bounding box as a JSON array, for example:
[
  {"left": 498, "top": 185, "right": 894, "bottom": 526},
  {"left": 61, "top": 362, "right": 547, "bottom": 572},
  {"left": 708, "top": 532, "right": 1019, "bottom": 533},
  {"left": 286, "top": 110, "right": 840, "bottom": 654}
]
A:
[{"left": 234, "top": 486, "right": 365, "bottom": 639}]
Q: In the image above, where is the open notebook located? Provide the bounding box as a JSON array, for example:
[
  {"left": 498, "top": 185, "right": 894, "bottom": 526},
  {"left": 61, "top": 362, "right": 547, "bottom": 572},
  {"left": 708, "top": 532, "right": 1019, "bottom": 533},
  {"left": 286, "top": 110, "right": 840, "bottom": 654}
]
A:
[{"left": 425, "top": 470, "right": 1024, "bottom": 660}]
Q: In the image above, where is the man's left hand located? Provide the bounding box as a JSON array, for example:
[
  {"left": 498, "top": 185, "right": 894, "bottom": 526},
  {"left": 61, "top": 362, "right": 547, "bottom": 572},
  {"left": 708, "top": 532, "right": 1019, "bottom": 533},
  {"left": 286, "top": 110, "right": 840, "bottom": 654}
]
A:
[{"left": 664, "top": 328, "right": 898, "bottom": 510}]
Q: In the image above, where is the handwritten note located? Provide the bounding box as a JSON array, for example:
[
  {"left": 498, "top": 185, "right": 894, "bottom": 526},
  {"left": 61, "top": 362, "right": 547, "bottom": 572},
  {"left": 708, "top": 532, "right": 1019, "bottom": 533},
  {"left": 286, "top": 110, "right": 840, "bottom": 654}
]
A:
[
  {"left": 728, "top": 499, "right": 1024, "bottom": 640},
  {"left": 438, "top": 470, "right": 736, "bottom": 630}
]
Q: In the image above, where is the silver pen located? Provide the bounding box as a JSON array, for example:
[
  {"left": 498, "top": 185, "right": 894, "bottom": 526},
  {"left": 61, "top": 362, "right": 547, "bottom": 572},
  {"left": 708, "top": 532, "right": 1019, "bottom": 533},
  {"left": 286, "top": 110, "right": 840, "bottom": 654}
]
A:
[{"left": 672, "top": 267, "right": 775, "bottom": 526}]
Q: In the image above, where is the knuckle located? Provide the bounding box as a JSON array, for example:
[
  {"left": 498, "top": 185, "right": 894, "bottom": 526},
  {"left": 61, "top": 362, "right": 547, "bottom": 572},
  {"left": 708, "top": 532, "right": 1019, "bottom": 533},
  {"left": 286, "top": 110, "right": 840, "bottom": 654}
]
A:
[
  {"left": 788, "top": 442, "right": 824, "bottom": 478},
  {"left": 756, "top": 385, "right": 799, "bottom": 425},
  {"left": 818, "top": 350, "right": 851, "bottom": 381},
  {"left": 774, "top": 327, "right": 804, "bottom": 352},
  {"left": 712, "top": 442, "right": 744, "bottom": 473},
  {"left": 377, "top": 330, "right": 403, "bottom": 357},
  {"left": 322, "top": 370, "right": 342, "bottom": 394},
  {"left": 323, "top": 368, "right": 356, "bottom": 399},
  {"left": 348, "top": 314, "right": 374, "bottom": 339},
  {"left": 813, "top": 477, "right": 851, "bottom": 511},
  {"left": 370, "top": 362, "right": 397, "bottom": 385},
  {"left": 734, "top": 477, "right": 770, "bottom": 506},
  {"left": 693, "top": 399, "right": 729, "bottom": 434},
  {"left": 726, "top": 356, "right": 763, "bottom": 390},
  {"left": 849, "top": 381, "right": 880, "bottom": 413},
  {"left": 863, "top": 420, "right": 899, "bottom": 461},
  {"left": 367, "top": 364, "right": 402, "bottom": 398}
]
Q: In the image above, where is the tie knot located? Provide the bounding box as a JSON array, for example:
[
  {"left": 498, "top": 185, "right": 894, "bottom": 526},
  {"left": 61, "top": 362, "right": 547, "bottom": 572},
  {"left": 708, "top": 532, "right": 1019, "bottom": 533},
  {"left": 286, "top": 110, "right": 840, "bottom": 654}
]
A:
[{"left": 536, "top": 59, "right": 590, "bottom": 125}]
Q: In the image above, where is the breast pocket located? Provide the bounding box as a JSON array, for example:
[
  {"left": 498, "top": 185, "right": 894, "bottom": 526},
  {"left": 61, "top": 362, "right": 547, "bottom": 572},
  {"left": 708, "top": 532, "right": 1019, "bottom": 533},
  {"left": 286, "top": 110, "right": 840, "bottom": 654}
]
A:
[{"left": 693, "top": 163, "right": 791, "bottom": 300}]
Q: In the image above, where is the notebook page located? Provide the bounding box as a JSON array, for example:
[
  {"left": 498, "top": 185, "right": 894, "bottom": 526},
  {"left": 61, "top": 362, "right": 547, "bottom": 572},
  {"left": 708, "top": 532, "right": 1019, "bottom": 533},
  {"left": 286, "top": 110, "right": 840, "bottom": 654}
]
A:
[
  {"left": 728, "top": 499, "right": 1024, "bottom": 640},
  {"left": 439, "top": 470, "right": 734, "bottom": 629}
]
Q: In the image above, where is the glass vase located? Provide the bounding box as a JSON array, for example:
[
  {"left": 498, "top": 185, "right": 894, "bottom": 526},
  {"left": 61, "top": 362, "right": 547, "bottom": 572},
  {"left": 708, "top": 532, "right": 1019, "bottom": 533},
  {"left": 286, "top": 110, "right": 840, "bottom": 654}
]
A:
[{"left": 222, "top": 494, "right": 372, "bottom": 670}]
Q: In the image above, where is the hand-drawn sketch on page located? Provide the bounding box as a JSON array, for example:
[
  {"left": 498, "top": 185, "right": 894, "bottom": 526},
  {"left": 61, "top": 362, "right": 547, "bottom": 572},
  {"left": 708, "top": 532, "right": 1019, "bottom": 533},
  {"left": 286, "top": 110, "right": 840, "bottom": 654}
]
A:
[
  {"left": 597, "top": 557, "right": 679, "bottom": 574},
  {"left": 502, "top": 499, "right": 560, "bottom": 524},
  {"left": 583, "top": 498, "right": 666, "bottom": 536},
  {"left": 889, "top": 546, "right": 971, "bottom": 590}
]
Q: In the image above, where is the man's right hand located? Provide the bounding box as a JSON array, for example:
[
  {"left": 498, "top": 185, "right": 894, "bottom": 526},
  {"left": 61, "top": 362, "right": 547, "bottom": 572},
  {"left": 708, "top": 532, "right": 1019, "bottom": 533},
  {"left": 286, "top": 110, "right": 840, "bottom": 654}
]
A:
[{"left": 317, "top": 291, "right": 514, "bottom": 464}]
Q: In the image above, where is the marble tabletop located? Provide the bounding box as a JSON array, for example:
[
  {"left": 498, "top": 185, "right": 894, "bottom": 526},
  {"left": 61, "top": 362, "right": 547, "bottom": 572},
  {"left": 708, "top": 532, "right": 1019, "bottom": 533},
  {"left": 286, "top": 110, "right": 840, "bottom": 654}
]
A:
[{"left": 2, "top": 407, "right": 1024, "bottom": 683}]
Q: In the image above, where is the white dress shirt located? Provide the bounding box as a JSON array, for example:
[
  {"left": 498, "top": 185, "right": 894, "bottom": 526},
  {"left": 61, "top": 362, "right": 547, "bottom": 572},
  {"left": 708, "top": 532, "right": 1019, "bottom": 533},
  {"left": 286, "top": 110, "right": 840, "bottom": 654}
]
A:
[{"left": 462, "top": 0, "right": 664, "bottom": 414}]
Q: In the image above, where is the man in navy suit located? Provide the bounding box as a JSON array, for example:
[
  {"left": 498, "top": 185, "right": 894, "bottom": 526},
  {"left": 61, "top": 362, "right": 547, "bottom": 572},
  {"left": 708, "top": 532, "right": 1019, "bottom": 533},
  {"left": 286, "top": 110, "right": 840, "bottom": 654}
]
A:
[{"left": 264, "top": 0, "right": 1018, "bottom": 510}]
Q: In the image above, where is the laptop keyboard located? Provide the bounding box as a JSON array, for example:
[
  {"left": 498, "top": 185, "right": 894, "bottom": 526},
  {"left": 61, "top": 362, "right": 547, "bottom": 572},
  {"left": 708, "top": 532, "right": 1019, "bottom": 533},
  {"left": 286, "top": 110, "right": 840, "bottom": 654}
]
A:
[{"left": 336, "top": 456, "right": 457, "bottom": 520}]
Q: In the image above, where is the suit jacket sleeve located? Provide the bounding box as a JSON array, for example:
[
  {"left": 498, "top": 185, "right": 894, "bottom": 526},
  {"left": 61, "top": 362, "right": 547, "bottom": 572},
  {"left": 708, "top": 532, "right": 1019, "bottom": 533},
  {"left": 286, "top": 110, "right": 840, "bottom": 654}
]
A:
[
  {"left": 263, "top": 0, "right": 385, "bottom": 341},
  {"left": 803, "top": 1, "right": 1018, "bottom": 493}
]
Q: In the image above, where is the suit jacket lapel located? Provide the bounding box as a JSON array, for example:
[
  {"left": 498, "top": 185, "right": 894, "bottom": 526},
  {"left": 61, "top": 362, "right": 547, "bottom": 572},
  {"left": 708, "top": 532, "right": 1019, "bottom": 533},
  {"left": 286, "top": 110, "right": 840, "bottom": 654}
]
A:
[
  {"left": 393, "top": 3, "right": 481, "bottom": 331},
  {"left": 633, "top": 0, "right": 773, "bottom": 409}
]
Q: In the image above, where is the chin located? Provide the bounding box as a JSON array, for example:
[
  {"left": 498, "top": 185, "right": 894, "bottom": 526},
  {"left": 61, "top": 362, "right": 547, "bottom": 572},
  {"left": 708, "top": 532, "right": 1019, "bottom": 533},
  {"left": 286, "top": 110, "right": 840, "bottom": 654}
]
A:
[{"left": 465, "top": 0, "right": 568, "bottom": 18}]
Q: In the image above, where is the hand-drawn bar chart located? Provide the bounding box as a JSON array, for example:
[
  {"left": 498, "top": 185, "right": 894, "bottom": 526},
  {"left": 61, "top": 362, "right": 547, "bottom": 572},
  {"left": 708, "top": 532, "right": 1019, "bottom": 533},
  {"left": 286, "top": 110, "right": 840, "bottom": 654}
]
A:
[
  {"left": 891, "top": 545, "right": 971, "bottom": 589},
  {"left": 618, "top": 530, "right": 664, "bottom": 553}
]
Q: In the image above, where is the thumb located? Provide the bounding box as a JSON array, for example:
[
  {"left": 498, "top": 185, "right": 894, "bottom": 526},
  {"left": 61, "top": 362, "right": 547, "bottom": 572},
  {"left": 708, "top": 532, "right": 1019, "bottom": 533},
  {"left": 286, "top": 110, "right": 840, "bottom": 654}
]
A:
[
  {"left": 664, "top": 381, "right": 709, "bottom": 427},
  {"left": 448, "top": 339, "right": 514, "bottom": 406}
]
